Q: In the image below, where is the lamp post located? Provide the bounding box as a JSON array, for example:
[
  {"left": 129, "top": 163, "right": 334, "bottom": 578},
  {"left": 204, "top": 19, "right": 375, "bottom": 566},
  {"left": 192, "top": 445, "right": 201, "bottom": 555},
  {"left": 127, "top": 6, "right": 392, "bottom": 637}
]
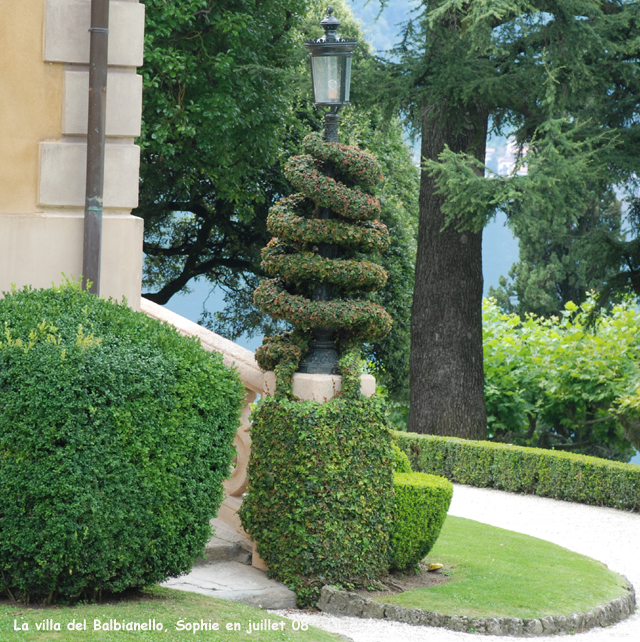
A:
[
  {"left": 298, "top": 7, "right": 356, "bottom": 375},
  {"left": 305, "top": 6, "right": 356, "bottom": 142}
]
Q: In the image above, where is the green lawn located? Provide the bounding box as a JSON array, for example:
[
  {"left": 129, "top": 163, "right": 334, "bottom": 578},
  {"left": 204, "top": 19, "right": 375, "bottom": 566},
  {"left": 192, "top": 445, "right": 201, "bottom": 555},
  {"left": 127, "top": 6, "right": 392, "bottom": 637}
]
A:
[
  {"left": 2, "top": 517, "right": 630, "bottom": 637},
  {"left": 1, "top": 587, "right": 338, "bottom": 642},
  {"left": 380, "top": 516, "right": 629, "bottom": 619}
]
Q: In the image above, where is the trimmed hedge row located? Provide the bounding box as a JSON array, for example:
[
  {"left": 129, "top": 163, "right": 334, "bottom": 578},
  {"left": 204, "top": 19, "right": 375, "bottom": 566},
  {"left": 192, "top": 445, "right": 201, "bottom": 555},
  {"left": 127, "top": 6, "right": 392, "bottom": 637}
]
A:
[
  {"left": 390, "top": 472, "right": 453, "bottom": 573},
  {"left": 392, "top": 430, "right": 640, "bottom": 512}
]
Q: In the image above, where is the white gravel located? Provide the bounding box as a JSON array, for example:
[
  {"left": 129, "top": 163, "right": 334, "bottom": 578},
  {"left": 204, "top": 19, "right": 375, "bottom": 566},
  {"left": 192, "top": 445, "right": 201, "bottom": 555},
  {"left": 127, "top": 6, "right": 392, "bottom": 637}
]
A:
[{"left": 272, "top": 484, "right": 640, "bottom": 641}]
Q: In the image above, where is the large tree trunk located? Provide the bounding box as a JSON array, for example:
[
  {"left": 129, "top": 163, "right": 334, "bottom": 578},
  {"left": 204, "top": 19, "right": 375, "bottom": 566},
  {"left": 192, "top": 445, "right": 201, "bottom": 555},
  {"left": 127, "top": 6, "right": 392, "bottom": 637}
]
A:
[{"left": 407, "top": 101, "right": 487, "bottom": 439}]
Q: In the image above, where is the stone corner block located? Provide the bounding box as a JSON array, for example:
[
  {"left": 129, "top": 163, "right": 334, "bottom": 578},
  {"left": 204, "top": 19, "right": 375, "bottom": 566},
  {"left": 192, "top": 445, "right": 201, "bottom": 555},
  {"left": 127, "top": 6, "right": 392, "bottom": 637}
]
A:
[
  {"left": 45, "top": 0, "right": 145, "bottom": 67},
  {"left": 39, "top": 141, "right": 140, "bottom": 209},
  {"left": 63, "top": 70, "right": 143, "bottom": 137}
]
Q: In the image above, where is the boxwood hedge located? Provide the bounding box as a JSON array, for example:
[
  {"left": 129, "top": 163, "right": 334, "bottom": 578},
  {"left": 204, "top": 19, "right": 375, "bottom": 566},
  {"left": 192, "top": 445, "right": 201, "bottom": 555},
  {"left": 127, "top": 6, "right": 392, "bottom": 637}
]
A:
[
  {"left": 390, "top": 472, "right": 453, "bottom": 573},
  {"left": 0, "top": 284, "right": 244, "bottom": 602},
  {"left": 393, "top": 430, "right": 640, "bottom": 511}
]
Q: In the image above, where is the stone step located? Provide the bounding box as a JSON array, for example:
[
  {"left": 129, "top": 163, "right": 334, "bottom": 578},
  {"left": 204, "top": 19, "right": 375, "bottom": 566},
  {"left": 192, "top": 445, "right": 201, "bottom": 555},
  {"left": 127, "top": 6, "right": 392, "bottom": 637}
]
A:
[
  {"left": 196, "top": 517, "right": 253, "bottom": 565},
  {"left": 162, "top": 561, "right": 297, "bottom": 610}
]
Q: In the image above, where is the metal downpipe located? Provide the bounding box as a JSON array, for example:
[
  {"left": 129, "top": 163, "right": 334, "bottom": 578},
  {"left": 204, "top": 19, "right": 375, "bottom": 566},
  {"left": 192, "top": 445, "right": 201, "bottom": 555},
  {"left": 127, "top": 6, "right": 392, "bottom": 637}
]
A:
[{"left": 82, "top": 0, "right": 110, "bottom": 295}]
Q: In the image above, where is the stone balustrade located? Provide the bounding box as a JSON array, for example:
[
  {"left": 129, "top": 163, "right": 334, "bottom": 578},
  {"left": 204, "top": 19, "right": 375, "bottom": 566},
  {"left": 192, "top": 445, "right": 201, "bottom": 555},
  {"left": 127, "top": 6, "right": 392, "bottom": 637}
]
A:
[{"left": 140, "top": 298, "right": 261, "bottom": 537}]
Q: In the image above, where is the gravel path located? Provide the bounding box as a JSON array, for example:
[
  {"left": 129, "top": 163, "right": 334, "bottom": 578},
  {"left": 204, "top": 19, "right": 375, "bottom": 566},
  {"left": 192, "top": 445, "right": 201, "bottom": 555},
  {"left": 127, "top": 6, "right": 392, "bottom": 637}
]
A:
[{"left": 272, "top": 484, "right": 640, "bottom": 641}]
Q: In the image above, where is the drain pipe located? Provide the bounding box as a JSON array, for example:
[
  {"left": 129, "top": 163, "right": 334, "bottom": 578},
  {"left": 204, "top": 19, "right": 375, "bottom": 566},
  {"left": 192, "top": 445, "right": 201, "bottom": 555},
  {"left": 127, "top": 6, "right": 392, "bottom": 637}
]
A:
[{"left": 82, "top": 0, "right": 110, "bottom": 295}]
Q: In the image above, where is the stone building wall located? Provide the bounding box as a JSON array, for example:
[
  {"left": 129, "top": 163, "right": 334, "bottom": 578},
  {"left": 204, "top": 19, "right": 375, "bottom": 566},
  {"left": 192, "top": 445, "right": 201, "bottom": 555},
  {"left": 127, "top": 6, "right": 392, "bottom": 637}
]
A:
[{"left": 0, "top": 0, "right": 145, "bottom": 309}]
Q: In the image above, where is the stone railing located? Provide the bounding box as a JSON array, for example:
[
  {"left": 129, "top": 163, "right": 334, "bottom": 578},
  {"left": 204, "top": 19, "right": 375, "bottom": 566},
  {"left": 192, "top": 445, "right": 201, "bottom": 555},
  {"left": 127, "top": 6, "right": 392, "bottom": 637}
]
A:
[{"left": 140, "top": 298, "right": 262, "bottom": 534}]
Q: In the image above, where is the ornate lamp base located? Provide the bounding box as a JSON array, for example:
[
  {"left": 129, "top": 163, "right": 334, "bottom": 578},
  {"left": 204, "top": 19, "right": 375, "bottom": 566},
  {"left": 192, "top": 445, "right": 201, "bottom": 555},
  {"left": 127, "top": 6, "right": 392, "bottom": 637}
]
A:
[{"left": 298, "top": 326, "right": 340, "bottom": 375}]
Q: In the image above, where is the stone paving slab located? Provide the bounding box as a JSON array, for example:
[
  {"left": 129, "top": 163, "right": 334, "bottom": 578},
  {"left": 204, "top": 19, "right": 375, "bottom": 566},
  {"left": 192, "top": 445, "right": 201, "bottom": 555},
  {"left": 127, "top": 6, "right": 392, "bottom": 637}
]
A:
[
  {"left": 197, "top": 518, "right": 252, "bottom": 565},
  {"left": 162, "top": 561, "right": 297, "bottom": 610}
]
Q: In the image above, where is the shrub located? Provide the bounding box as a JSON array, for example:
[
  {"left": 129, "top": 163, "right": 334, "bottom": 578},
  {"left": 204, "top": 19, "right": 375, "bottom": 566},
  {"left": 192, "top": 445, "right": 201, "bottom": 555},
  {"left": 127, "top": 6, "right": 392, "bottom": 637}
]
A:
[
  {"left": 390, "top": 473, "right": 453, "bottom": 573},
  {"left": 392, "top": 442, "right": 412, "bottom": 473},
  {"left": 483, "top": 297, "right": 638, "bottom": 460},
  {"left": 393, "top": 430, "right": 640, "bottom": 512},
  {"left": 239, "top": 392, "right": 394, "bottom": 607},
  {"left": 254, "top": 133, "right": 392, "bottom": 384},
  {"left": 0, "top": 284, "right": 244, "bottom": 602}
]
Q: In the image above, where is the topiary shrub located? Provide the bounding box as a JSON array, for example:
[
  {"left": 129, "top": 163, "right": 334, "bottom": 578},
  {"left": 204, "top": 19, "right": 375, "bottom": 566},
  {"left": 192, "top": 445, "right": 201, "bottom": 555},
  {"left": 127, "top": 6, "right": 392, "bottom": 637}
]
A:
[
  {"left": 245, "top": 131, "right": 396, "bottom": 606},
  {"left": 239, "top": 359, "right": 394, "bottom": 607},
  {"left": 253, "top": 133, "right": 393, "bottom": 387},
  {"left": 390, "top": 473, "right": 453, "bottom": 573},
  {"left": 0, "top": 284, "right": 244, "bottom": 602}
]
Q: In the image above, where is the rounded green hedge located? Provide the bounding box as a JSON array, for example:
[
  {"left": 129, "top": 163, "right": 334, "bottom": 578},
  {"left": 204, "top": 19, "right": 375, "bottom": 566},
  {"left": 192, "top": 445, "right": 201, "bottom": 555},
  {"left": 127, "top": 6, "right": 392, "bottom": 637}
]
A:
[
  {"left": 0, "top": 284, "right": 244, "bottom": 602},
  {"left": 239, "top": 392, "right": 394, "bottom": 607},
  {"left": 390, "top": 473, "right": 453, "bottom": 573}
]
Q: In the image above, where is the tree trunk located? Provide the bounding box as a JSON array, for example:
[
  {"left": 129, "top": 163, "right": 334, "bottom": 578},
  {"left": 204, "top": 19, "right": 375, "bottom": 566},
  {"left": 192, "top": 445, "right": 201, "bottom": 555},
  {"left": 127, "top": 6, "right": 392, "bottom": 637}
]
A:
[{"left": 408, "top": 101, "right": 487, "bottom": 439}]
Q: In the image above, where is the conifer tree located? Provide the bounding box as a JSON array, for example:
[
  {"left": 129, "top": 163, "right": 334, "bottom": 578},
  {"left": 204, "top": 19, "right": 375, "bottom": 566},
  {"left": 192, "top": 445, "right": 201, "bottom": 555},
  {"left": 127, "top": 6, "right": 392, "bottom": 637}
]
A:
[{"left": 374, "top": 0, "right": 640, "bottom": 437}]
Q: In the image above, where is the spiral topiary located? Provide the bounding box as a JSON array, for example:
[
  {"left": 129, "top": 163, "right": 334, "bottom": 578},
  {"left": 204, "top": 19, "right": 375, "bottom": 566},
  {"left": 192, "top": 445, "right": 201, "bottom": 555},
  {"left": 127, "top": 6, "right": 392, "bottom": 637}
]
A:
[
  {"left": 243, "top": 134, "right": 397, "bottom": 605},
  {"left": 254, "top": 132, "right": 393, "bottom": 385}
]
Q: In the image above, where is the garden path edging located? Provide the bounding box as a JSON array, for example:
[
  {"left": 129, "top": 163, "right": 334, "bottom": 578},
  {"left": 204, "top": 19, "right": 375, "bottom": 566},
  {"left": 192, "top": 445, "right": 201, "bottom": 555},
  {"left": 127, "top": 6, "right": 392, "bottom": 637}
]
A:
[{"left": 316, "top": 581, "right": 636, "bottom": 636}]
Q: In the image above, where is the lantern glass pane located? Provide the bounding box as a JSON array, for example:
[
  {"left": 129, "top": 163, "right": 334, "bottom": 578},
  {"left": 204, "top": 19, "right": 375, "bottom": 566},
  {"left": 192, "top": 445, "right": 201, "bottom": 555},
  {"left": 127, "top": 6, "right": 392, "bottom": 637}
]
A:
[
  {"left": 312, "top": 55, "right": 345, "bottom": 103},
  {"left": 343, "top": 57, "right": 352, "bottom": 103}
]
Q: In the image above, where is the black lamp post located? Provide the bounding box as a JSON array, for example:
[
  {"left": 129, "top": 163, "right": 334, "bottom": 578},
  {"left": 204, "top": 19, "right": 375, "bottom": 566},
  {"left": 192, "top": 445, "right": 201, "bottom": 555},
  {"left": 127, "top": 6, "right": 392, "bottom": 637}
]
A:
[
  {"left": 298, "top": 7, "right": 356, "bottom": 375},
  {"left": 305, "top": 6, "right": 356, "bottom": 142}
]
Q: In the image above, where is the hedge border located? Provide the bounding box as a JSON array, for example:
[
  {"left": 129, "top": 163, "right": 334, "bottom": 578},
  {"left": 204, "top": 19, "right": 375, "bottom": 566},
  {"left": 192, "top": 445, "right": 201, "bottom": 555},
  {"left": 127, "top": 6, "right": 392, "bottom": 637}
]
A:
[
  {"left": 317, "top": 582, "right": 636, "bottom": 637},
  {"left": 392, "top": 431, "right": 640, "bottom": 512}
]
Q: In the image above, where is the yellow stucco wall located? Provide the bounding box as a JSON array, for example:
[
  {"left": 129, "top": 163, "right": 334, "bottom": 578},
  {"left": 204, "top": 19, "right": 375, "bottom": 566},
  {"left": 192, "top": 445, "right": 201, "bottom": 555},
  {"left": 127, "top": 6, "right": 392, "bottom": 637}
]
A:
[{"left": 0, "top": 0, "right": 63, "bottom": 213}]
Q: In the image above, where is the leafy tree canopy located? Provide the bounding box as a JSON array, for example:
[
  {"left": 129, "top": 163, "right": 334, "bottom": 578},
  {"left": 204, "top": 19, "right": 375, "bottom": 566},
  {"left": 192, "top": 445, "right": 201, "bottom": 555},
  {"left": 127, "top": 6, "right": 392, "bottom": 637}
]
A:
[
  {"left": 488, "top": 197, "right": 623, "bottom": 318},
  {"left": 414, "top": 0, "right": 640, "bottom": 315},
  {"left": 484, "top": 297, "right": 639, "bottom": 461},
  {"left": 137, "top": 0, "right": 419, "bottom": 399},
  {"left": 139, "top": 0, "right": 314, "bottom": 304}
]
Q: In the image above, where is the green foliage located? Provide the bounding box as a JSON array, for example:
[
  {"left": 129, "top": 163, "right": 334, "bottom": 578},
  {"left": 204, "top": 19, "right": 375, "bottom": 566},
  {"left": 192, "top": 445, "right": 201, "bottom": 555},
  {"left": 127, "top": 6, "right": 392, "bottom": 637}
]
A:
[
  {"left": 393, "top": 431, "right": 640, "bottom": 512},
  {"left": 337, "top": 109, "right": 418, "bottom": 403},
  {"left": 483, "top": 297, "right": 638, "bottom": 460},
  {"left": 370, "top": 0, "right": 640, "bottom": 435},
  {"left": 139, "top": 0, "right": 418, "bottom": 402},
  {"left": 489, "top": 197, "right": 623, "bottom": 318},
  {"left": 390, "top": 473, "right": 453, "bottom": 574},
  {"left": 138, "top": 0, "right": 313, "bottom": 303},
  {"left": 239, "top": 386, "right": 394, "bottom": 606},
  {"left": 392, "top": 443, "right": 412, "bottom": 473},
  {"left": 402, "top": 2, "right": 640, "bottom": 315},
  {"left": 254, "top": 133, "right": 393, "bottom": 374},
  {"left": 0, "top": 284, "right": 244, "bottom": 602}
]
